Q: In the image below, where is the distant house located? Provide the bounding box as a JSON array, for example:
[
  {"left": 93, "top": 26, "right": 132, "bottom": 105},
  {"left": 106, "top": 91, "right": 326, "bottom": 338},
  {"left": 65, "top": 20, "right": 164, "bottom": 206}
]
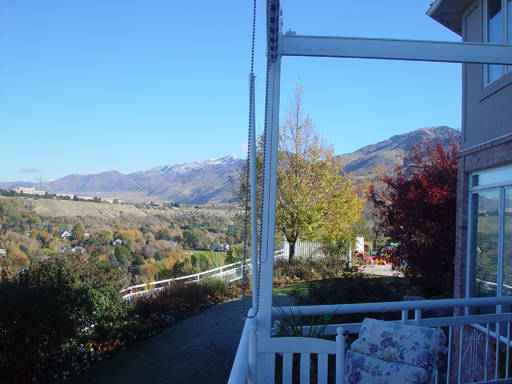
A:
[
  {"left": 112, "top": 239, "right": 122, "bottom": 246},
  {"left": 210, "top": 242, "right": 230, "bottom": 252},
  {"left": 60, "top": 230, "right": 71, "bottom": 239},
  {"left": 11, "top": 186, "right": 45, "bottom": 196},
  {"left": 0, "top": 249, "right": 6, "bottom": 258}
]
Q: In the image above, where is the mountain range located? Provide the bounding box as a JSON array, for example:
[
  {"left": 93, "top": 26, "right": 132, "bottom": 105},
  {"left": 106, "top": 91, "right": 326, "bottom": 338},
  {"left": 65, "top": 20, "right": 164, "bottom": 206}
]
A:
[{"left": 1, "top": 126, "right": 459, "bottom": 205}]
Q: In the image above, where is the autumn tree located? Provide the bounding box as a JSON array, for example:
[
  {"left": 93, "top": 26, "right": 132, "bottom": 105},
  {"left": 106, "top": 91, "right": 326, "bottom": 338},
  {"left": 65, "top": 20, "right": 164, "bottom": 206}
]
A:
[
  {"left": 367, "top": 137, "right": 459, "bottom": 296},
  {"left": 182, "top": 229, "right": 203, "bottom": 248},
  {"left": 72, "top": 223, "right": 84, "bottom": 239},
  {"left": 236, "top": 82, "right": 365, "bottom": 261}
]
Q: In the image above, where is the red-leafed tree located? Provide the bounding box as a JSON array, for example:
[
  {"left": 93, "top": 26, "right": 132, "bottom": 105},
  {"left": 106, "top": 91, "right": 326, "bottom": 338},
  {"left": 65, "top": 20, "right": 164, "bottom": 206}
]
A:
[{"left": 367, "top": 137, "right": 459, "bottom": 296}]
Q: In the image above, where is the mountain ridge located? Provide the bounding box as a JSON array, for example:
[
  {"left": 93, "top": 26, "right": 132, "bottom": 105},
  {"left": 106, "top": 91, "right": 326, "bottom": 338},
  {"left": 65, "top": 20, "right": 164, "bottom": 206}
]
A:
[{"left": 1, "top": 127, "right": 460, "bottom": 204}]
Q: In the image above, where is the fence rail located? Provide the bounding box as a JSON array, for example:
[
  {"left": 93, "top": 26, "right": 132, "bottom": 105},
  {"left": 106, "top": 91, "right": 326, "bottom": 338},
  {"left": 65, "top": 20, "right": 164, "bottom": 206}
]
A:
[
  {"left": 121, "top": 259, "right": 253, "bottom": 300},
  {"left": 121, "top": 241, "right": 326, "bottom": 301}
]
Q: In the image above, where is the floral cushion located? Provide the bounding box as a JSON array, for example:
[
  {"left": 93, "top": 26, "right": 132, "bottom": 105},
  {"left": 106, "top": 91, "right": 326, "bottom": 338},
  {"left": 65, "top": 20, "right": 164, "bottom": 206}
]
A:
[
  {"left": 345, "top": 350, "right": 430, "bottom": 384},
  {"left": 350, "top": 318, "right": 446, "bottom": 373}
]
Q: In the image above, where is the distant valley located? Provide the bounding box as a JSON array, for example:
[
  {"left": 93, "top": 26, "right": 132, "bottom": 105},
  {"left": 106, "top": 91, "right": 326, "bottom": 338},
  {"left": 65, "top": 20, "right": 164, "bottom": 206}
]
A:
[{"left": 1, "top": 126, "right": 459, "bottom": 205}]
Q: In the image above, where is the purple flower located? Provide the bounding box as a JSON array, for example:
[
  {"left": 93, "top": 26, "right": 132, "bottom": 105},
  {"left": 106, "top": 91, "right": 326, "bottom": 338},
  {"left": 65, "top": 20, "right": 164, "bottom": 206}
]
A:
[
  {"left": 380, "top": 337, "right": 393, "bottom": 348},
  {"left": 351, "top": 354, "right": 366, "bottom": 370},
  {"left": 348, "top": 371, "right": 362, "bottom": 384},
  {"left": 415, "top": 350, "right": 434, "bottom": 369},
  {"left": 369, "top": 343, "right": 379, "bottom": 355},
  {"left": 380, "top": 331, "right": 388, "bottom": 338}
]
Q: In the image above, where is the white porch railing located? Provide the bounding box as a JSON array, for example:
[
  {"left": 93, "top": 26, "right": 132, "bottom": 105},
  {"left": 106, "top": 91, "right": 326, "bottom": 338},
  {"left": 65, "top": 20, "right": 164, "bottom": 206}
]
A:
[{"left": 228, "top": 296, "right": 512, "bottom": 384}]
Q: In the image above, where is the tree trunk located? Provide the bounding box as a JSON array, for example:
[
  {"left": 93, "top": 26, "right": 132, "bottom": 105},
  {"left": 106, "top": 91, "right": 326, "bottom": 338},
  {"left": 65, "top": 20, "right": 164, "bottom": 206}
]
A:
[{"left": 288, "top": 240, "right": 296, "bottom": 262}]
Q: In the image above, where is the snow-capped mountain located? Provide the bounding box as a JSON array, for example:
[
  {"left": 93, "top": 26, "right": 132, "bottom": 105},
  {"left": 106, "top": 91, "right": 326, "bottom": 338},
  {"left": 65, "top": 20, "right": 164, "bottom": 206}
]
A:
[
  {"left": 0, "top": 126, "right": 460, "bottom": 205},
  {"left": 147, "top": 155, "right": 241, "bottom": 176},
  {"left": 1, "top": 155, "right": 244, "bottom": 205}
]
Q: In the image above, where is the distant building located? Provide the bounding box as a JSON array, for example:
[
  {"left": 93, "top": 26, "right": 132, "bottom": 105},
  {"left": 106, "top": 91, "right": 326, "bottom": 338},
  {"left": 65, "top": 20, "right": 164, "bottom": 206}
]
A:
[
  {"left": 0, "top": 249, "right": 6, "bottom": 258},
  {"left": 211, "top": 242, "right": 230, "bottom": 252},
  {"left": 60, "top": 230, "right": 71, "bottom": 239},
  {"left": 12, "top": 186, "right": 45, "bottom": 196},
  {"left": 112, "top": 239, "right": 122, "bottom": 246}
]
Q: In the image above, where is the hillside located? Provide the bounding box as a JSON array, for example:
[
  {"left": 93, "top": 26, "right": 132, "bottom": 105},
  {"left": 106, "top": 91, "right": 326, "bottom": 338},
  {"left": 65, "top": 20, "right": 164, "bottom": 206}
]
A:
[
  {"left": 24, "top": 198, "right": 238, "bottom": 219},
  {"left": 1, "top": 127, "right": 460, "bottom": 204},
  {"left": 1, "top": 155, "right": 242, "bottom": 206},
  {"left": 336, "top": 126, "right": 459, "bottom": 176}
]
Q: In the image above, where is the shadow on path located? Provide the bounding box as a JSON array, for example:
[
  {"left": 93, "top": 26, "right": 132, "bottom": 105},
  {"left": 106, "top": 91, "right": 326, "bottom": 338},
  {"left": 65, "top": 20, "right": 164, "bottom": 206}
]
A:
[{"left": 65, "top": 294, "right": 295, "bottom": 384}]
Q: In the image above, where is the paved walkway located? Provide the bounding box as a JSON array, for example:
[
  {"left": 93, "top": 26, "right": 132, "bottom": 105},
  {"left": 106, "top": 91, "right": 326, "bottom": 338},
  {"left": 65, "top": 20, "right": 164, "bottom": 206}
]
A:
[
  {"left": 65, "top": 294, "right": 295, "bottom": 384},
  {"left": 361, "top": 263, "right": 400, "bottom": 277}
]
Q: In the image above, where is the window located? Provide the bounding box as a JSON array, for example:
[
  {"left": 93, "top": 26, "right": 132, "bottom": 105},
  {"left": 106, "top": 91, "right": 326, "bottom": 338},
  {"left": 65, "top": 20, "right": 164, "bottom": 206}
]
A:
[
  {"left": 485, "top": 0, "right": 512, "bottom": 84},
  {"left": 469, "top": 165, "right": 512, "bottom": 316}
]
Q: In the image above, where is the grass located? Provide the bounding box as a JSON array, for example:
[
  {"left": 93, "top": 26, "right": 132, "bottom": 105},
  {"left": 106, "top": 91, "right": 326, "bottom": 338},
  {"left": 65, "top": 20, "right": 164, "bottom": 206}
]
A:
[
  {"left": 182, "top": 249, "right": 227, "bottom": 257},
  {"left": 22, "top": 196, "right": 239, "bottom": 219},
  {"left": 273, "top": 282, "right": 309, "bottom": 296}
]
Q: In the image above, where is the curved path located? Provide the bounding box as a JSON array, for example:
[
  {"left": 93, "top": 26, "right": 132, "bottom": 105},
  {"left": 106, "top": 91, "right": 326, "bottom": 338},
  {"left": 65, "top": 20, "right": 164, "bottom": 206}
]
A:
[{"left": 66, "top": 294, "right": 295, "bottom": 384}]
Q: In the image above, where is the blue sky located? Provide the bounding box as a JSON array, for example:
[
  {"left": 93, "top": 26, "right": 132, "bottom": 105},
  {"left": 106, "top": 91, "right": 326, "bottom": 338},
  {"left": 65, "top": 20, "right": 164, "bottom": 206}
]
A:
[{"left": 0, "top": 0, "right": 462, "bottom": 184}]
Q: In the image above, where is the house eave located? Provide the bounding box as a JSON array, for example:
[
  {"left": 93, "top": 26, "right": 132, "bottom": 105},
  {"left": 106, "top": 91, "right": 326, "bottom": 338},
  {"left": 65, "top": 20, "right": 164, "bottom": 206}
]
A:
[{"left": 427, "top": 0, "right": 474, "bottom": 36}]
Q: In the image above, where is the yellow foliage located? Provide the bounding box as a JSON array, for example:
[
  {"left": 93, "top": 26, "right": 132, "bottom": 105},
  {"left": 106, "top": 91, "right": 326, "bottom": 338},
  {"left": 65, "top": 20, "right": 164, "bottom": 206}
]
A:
[
  {"left": 165, "top": 252, "right": 187, "bottom": 266},
  {"left": 12, "top": 253, "right": 30, "bottom": 266}
]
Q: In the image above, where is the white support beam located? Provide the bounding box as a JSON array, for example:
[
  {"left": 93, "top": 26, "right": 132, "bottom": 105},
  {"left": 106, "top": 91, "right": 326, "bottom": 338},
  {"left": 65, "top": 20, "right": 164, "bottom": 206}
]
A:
[
  {"left": 282, "top": 35, "right": 512, "bottom": 65},
  {"left": 258, "top": 52, "right": 281, "bottom": 342}
]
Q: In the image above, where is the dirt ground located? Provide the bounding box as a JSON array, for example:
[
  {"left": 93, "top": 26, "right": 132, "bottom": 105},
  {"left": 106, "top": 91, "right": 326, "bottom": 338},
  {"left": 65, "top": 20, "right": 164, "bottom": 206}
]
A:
[{"left": 65, "top": 294, "right": 295, "bottom": 384}]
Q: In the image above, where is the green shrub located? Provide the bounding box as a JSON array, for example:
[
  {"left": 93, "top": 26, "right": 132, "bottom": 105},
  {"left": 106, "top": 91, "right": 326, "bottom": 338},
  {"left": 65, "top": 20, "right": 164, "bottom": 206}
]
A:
[
  {"left": 274, "top": 259, "right": 316, "bottom": 282},
  {"left": 273, "top": 258, "right": 348, "bottom": 284},
  {"left": 0, "top": 253, "right": 129, "bottom": 379},
  {"left": 132, "top": 278, "right": 238, "bottom": 321},
  {"left": 296, "top": 272, "right": 402, "bottom": 324}
]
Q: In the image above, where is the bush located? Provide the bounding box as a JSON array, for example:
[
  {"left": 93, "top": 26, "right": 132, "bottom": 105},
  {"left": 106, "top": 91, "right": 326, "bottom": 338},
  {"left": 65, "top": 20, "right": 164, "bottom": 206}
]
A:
[
  {"left": 132, "top": 278, "right": 239, "bottom": 321},
  {"left": 0, "top": 253, "right": 129, "bottom": 380},
  {"left": 295, "top": 272, "right": 402, "bottom": 324},
  {"left": 273, "top": 258, "right": 348, "bottom": 285},
  {"left": 274, "top": 259, "right": 317, "bottom": 283}
]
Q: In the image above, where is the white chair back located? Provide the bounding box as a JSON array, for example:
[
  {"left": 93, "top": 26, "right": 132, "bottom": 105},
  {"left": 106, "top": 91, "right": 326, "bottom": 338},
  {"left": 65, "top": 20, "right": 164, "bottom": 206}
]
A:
[{"left": 250, "top": 325, "right": 345, "bottom": 384}]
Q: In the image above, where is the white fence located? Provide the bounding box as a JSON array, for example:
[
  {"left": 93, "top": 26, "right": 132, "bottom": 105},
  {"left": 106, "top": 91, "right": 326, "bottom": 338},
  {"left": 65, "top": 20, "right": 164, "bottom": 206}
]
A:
[
  {"left": 121, "top": 259, "right": 253, "bottom": 301},
  {"left": 121, "top": 242, "right": 327, "bottom": 301},
  {"left": 276, "top": 240, "right": 327, "bottom": 261}
]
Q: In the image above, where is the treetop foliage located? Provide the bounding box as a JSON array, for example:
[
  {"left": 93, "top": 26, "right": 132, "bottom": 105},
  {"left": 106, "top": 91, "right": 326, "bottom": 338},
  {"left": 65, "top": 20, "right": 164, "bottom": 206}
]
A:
[{"left": 236, "top": 81, "right": 365, "bottom": 261}]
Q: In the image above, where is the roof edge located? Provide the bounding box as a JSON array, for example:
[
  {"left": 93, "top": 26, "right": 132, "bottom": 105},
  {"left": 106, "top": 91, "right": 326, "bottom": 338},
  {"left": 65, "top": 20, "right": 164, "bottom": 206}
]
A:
[{"left": 426, "top": 0, "right": 469, "bottom": 36}]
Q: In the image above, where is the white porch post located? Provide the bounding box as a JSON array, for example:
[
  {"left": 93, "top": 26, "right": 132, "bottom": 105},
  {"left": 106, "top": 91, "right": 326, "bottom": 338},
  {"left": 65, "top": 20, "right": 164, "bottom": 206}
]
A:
[{"left": 258, "top": 39, "right": 282, "bottom": 342}]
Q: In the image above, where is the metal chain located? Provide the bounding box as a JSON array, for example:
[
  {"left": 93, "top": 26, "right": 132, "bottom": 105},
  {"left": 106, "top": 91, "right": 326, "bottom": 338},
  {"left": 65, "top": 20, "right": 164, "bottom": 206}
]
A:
[
  {"left": 241, "top": 0, "right": 258, "bottom": 319},
  {"left": 245, "top": 0, "right": 278, "bottom": 319},
  {"left": 242, "top": 0, "right": 279, "bottom": 320}
]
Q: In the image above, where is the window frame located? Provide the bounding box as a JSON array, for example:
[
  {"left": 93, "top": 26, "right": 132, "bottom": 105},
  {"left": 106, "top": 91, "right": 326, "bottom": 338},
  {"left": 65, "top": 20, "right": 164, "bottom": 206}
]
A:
[
  {"left": 483, "top": 0, "right": 512, "bottom": 85},
  {"left": 467, "top": 164, "right": 512, "bottom": 313}
]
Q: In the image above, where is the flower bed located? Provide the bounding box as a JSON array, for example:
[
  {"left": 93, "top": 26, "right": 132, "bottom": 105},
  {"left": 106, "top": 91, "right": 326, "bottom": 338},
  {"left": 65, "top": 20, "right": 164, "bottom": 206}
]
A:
[{"left": 6, "top": 280, "right": 242, "bottom": 384}]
